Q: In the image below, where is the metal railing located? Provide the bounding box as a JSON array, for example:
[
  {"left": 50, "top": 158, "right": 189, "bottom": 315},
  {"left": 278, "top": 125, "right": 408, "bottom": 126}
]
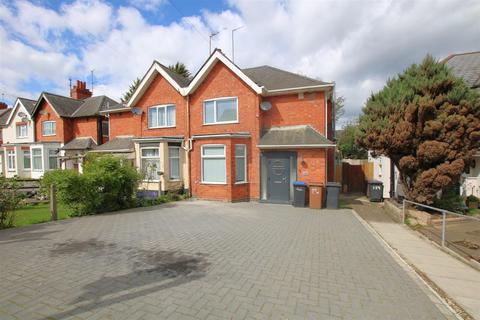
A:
[{"left": 402, "top": 199, "right": 480, "bottom": 247}]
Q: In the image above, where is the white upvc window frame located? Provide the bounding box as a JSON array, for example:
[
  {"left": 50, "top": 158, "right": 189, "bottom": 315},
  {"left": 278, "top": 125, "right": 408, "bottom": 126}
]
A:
[
  {"left": 148, "top": 104, "right": 176, "bottom": 129},
  {"left": 31, "top": 147, "right": 43, "bottom": 171},
  {"left": 23, "top": 149, "right": 31, "bottom": 170},
  {"left": 140, "top": 147, "right": 161, "bottom": 182},
  {"left": 203, "top": 97, "right": 239, "bottom": 125},
  {"left": 234, "top": 144, "right": 247, "bottom": 184},
  {"left": 201, "top": 144, "right": 227, "bottom": 184},
  {"left": 42, "top": 121, "right": 56, "bottom": 136},
  {"left": 168, "top": 146, "right": 181, "bottom": 181},
  {"left": 7, "top": 150, "right": 15, "bottom": 171},
  {"left": 17, "top": 124, "right": 28, "bottom": 138}
]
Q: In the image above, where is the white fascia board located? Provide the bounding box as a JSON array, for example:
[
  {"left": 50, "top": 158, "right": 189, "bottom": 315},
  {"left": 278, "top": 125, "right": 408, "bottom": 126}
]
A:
[
  {"left": 5, "top": 99, "right": 20, "bottom": 125},
  {"left": 127, "top": 62, "right": 184, "bottom": 108},
  {"left": 186, "top": 51, "right": 264, "bottom": 95},
  {"left": 263, "top": 84, "right": 334, "bottom": 96},
  {"left": 257, "top": 144, "right": 336, "bottom": 149}
]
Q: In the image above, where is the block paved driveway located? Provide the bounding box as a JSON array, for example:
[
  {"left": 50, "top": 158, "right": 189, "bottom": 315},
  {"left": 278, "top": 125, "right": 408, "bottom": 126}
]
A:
[{"left": 0, "top": 200, "right": 453, "bottom": 320}]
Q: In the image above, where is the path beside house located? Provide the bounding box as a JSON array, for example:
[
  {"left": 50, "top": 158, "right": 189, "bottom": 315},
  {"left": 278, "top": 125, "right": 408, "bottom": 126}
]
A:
[{"left": 350, "top": 199, "right": 480, "bottom": 320}]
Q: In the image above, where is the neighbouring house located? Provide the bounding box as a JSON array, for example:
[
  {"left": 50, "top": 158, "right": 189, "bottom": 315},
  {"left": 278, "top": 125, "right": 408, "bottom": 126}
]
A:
[
  {"left": 0, "top": 102, "right": 12, "bottom": 175},
  {"left": 102, "top": 49, "right": 336, "bottom": 202},
  {"left": 0, "top": 98, "right": 37, "bottom": 178},
  {"left": 370, "top": 51, "right": 480, "bottom": 199},
  {"left": 30, "top": 81, "right": 118, "bottom": 178},
  {"left": 443, "top": 51, "right": 480, "bottom": 198}
]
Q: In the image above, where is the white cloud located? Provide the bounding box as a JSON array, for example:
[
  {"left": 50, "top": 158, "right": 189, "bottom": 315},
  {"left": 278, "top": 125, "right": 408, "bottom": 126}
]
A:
[
  {"left": 1, "top": 0, "right": 479, "bottom": 119},
  {"left": 129, "top": 0, "right": 166, "bottom": 12}
]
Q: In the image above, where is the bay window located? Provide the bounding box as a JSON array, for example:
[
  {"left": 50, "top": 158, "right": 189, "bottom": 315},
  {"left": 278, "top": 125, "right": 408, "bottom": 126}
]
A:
[
  {"left": 203, "top": 97, "right": 238, "bottom": 124},
  {"left": 23, "top": 150, "right": 31, "bottom": 170},
  {"left": 148, "top": 105, "right": 176, "bottom": 128},
  {"left": 7, "top": 150, "right": 15, "bottom": 171},
  {"left": 168, "top": 147, "right": 180, "bottom": 180},
  {"left": 235, "top": 145, "right": 247, "bottom": 183},
  {"left": 201, "top": 145, "right": 226, "bottom": 184},
  {"left": 48, "top": 150, "right": 58, "bottom": 169},
  {"left": 141, "top": 148, "right": 160, "bottom": 181},
  {"left": 32, "top": 148, "right": 42, "bottom": 171}
]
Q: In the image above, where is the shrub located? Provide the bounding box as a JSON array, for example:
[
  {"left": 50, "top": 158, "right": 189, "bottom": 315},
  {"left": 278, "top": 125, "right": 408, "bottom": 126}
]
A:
[
  {"left": 40, "top": 155, "right": 141, "bottom": 216},
  {"left": 0, "top": 177, "right": 22, "bottom": 228},
  {"left": 466, "top": 195, "right": 479, "bottom": 203},
  {"left": 433, "top": 185, "right": 464, "bottom": 213}
]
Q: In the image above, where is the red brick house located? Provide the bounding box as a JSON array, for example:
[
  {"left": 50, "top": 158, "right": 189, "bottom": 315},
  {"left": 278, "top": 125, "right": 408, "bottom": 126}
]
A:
[
  {"left": 102, "top": 50, "right": 336, "bottom": 203},
  {"left": 30, "top": 81, "right": 117, "bottom": 178}
]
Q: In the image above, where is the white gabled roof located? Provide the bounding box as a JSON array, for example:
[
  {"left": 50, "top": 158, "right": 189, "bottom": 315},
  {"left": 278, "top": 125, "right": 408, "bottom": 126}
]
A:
[{"left": 5, "top": 98, "right": 34, "bottom": 126}]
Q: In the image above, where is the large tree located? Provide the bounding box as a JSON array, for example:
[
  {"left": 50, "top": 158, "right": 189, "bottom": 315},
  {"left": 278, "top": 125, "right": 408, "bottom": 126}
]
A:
[
  {"left": 358, "top": 55, "right": 480, "bottom": 204},
  {"left": 335, "top": 95, "right": 345, "bottom": 123},
  {"left": 338, "top": 121, "right": 367, "bottom": 159},
  {"left": 168, "top": 62, "right": 191, "bottom": 80},
  {"left": 121, "top": 77, "right": 141, "bottom": 103}
]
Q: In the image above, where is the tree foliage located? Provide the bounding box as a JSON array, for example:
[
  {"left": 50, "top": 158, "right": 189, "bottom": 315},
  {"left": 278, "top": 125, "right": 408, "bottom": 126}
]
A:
[
  {"left": 168, "top": 62, "right": 191, "bottom": 80},
  {"left": 0, "top": 177, "right": 22, "bottom": 228},
  {"left": 41, "top": 155, "right": 141, "bottom": 216},
  {"left": 121, "top": 77, "right": 141, "bottom": 103},
  {"left": 335, "top": 95, "right": 345, "bottom": 123},
  {"left": 358, "top": 55, "right": 480, "bottom": 204},
  {"left": 337, "top": 122, "right": 367, "bottom": 159}
]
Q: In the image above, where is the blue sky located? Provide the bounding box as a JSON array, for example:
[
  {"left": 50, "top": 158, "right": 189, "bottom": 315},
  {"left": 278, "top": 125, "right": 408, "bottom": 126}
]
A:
[{"left": 1, "top": 0, "right": 479, "bottom": 126}]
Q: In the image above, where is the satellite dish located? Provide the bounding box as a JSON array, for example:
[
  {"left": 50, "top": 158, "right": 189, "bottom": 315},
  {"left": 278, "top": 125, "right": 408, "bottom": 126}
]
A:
[
  {"left": 131, "top": 107, "right": 143, "bottom": 116},
  {"left": 260, "top": 101, "right": 272, "bottom": 111},
  {"left": 18, "top": 112, "right": 26, "bottom": 118}
]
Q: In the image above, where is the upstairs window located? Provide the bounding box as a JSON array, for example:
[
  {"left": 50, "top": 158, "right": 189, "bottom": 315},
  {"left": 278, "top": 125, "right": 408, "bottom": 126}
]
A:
[
  {"left": 148, "top": 105, "right": 176, "bottom": 128},
  {"left": 203, "top": 97, "right": 238, "bottom": 125},
  {"left": 17, "top": 124, "right": 28, "bottom": 138},
  {"left": 42, "top": 121, "right": 56, "bottom": 136},
  {"left": 102, "top": 120, "right": 109, "bottom": 137}
]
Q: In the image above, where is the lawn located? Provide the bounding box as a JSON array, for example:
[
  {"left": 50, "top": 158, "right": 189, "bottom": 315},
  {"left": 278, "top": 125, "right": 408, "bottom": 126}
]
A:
[{"left": 13, "top": 203, "right": 74, "bottom": 227}]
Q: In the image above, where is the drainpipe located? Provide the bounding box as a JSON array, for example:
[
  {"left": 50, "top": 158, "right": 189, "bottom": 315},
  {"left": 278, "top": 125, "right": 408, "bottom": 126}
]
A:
[{"left": 185, "top": 95, "right": 192, "bottom": 196}]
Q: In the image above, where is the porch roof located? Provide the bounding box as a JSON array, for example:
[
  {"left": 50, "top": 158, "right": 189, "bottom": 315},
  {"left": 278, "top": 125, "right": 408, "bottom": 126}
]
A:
[
  {"left": 258, "top": 125, "right": 335, "bottom": 149},
  {"left": 91, "top": 136, "right": 134, "bottom": 153},
  {"left": 61, "top": 137, "right": 96, "bottom": 150}
]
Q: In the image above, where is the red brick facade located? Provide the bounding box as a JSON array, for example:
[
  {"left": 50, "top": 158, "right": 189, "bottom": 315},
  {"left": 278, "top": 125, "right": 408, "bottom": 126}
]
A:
[
  {"left": 106, "top": 58, "right": 335, "bottom": 202},
  {"left": 35, "top": 100, "right": 71, "bottom": 143}
]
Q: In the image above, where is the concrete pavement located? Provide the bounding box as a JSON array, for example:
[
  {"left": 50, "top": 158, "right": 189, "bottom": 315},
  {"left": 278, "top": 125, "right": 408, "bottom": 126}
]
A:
[{"left": 352, "top": 200, "right": 480, "bottom": 320}]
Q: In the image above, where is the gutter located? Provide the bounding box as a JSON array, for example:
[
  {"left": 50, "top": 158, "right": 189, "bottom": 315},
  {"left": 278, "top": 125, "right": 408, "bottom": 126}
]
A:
[{"left": 263, "top": 83, "right": 334, "bottom": 96}]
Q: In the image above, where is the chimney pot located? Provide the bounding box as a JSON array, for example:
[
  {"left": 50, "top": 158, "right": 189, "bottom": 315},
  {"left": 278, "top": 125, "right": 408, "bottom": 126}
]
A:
[
  {"left": 0, "top": 102, "right": 8, "bottom": 110},
  {"left": 71, "top": 79, "right": 92, "bottom": 100}
]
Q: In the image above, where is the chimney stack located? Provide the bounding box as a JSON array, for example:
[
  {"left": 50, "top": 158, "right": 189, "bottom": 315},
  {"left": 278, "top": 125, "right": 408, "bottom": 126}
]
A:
[
  {"left": 70, "top": 80, "right": 92, "bottom": 100},
  {"left": 0, "top": 102, "right": 8, "bottom": 110}
]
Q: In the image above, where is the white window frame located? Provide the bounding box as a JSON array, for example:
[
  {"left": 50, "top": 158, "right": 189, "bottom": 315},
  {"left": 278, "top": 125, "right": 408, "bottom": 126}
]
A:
[
  {"left": 201, "top": 144, "right": 227, "bottom": 184},
  {"left": 31, "top": 148, "right": 43, "bottom": 171},
  {"left": 203, "top": 97, "right": 238, "bottom": 125},
  {"left": 234, "top": 144, "right": 247, "bottom": 184},
  {"left": 48, "top": 149, "right": 58, "bottom": 170},
  {"left": 42, "top": 121, "right": 56, "bottom": 136},
  {"left": 7, "top": 150, "right": 15, "bottom": 171},
  {"left": 23, "top": 150, "right": 31, "bottom": 170},
  {"left": 148, "top": 104, "right": 176, "bottom": 129},
  {"left": 140, "top": 147, "right": 161, "bottom": 181},
  {"left": 168, "top": 146, "right": 181, "bottom": 181},
  {"left": 17, "top": 124, "right": 28, "bottom": 138}
]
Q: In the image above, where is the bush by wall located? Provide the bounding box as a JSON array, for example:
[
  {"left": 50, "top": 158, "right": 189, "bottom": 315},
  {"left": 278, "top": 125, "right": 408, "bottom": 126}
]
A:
[
  {"left": 0, "top": 177, "right": 22, "bottom": 228},
  {"left": 41, "top": 154, "right": 141, "bottom": 216}
]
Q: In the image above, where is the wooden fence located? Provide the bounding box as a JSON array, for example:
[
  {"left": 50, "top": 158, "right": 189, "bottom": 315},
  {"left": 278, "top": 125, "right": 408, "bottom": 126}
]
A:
[{"left": 334, "top": 161, "right": 374, "bottom": 193}]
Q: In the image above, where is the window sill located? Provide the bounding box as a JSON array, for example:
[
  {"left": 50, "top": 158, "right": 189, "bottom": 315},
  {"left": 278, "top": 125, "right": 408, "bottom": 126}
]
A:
[
  {"left": 148, "top": 126, "right": 176, "bottom": 129},
  {"left": 42, "top": 134, "right": 56, "bottom": 137},
  {"left": 234, "top": 181, "right": 248, "bottom": 185},
  {"left": 203, "top": 121, "right": 239, "bottom": 126},
  {"left": 169, "top": 179, "right": 181, "bottom": 182},
  {"left": 200, "top": 182, "right": 227, "bottom": 185}
]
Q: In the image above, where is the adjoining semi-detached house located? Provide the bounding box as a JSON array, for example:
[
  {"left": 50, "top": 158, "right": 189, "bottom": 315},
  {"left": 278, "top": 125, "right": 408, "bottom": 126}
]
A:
[
  {"left": 30, "top": 80, "right": 118, "bottom": 178},
  {"left": 0, "top": 98, "right": 37, "bottom": 178},
  {"left": 101, "top": 49, "right": 336, "bottom": 202}
]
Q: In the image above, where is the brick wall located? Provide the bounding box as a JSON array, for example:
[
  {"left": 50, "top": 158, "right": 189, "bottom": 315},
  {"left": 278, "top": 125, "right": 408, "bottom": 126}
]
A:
[
  {"left": 136, "top": 74, "right": 188, "bottom": 137},
  {"left": 35, "top": 100, "right": 67, "bottom": 142},
  {"left": 109, "top": 112, "right": 141, "bottom": 139},
  {"left": 73, "top": 116, "right": 99, "bottom": 143},
  {"left": 261, "top": 92, "right": 327, "bottom": 134}
]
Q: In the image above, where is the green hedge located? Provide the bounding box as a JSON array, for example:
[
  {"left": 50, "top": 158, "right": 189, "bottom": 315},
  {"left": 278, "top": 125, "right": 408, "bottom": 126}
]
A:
[{"left": 40, "top": 154, "right": 142, "bottom": 216}]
